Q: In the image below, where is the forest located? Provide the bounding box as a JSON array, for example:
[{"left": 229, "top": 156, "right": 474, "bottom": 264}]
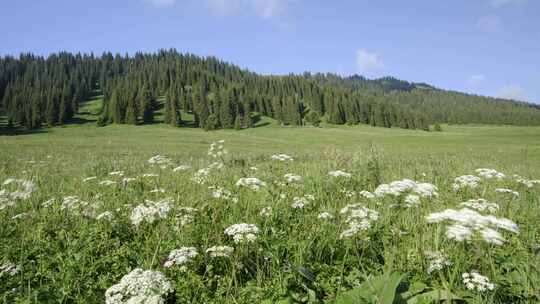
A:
[{"left": 1, "top": 49, "right": 540, "bottom": 131}]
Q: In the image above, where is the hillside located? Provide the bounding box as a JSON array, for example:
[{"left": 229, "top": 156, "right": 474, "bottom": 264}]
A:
[{"left": 1, "top": 50, "right": 540, "bottom": 132}]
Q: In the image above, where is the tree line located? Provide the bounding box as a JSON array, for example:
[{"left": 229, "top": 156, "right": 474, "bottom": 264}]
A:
[{"left": 1, "top": 49, "right": 539, "bottom": 131}]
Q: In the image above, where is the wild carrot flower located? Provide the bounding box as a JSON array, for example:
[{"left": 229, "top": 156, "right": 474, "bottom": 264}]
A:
[
  {"left": 224, "top": 223, "right": 259, "bottom": 244},
  {"left": 462, "top": 272, "right": 495, "bottom": 292},
  {"left": 475, "top": 168, "right": 505, "bottom": 180},
  {"left": 318, "top": 212, "right": 334, "bottom": 220},
  {"left": 328, "top": 170, "right": 352, "bottom": 178},
  {"left": 494, "top": 188, "right": 519, "bottom": 197},
  {"left": 235, "top": 177, "right": 266, "bottom": 191},
  {"left": 0, "top": 262, "right": 21, "bottom": 277},
  {"left": 271, "top": 154, "right": 294, "bottom": 162},
  {"left": 130, "top": 200, "right": 170, "bottom": 227},
  {"left": 460, "top": 198, "right": 499, "bottom": 213},
  {"left": 424, "top": 251, "right": 452, "bottom": 274},
  {"left": 105, "top": 268, "right": 173, "bottom": 304},
  {"left": 163, "top": 247, "right": 198, "bottom": 268},
  {"left": 452, "top": 175, "right": 481, "bottom": 191},
  {"left": 206, "top": 246, "right": 234, "bottom": 258},
  {"left": 259, "top": 206, "right": 272, "bottom": 217}
]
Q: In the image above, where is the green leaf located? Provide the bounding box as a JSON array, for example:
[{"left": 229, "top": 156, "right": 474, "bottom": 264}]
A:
[{"left": 406, "top": 289, "right": 461, "bottom": 304}]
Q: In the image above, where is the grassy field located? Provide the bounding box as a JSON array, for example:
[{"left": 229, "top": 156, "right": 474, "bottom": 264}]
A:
[{"left": 1, "top": 117, "right": 540, "bottom": 303}]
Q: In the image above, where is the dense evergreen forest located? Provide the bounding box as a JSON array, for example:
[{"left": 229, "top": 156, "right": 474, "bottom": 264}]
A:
[{"left": 1, "top": 49, "right": 539, "bottom": 131}]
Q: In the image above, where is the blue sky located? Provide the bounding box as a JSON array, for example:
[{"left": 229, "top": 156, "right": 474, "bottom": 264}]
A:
[{"left": 1, "top": 0, "right": 539, "bottom": 103}]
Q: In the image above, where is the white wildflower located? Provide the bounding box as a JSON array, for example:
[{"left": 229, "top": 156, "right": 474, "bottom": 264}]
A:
[
  {"left": 462, "top": 272, "right": 495, "bottom": 292},
  {"left": 130, "top": 200, "right": 170, "bottom": 227},
  {"left": 284, "top": 173, "right": 302, "bottom": 183},
  {"left": 150, "top": 188, "right": 166, "bottom": 193},
  {"left": 209, "top": 186, "right": 237, "bottom": 202},
  {"left": 109, "top": 171, "right": 124, "bottom": 176},
  {"left": 208, "top": 140, "right": 227, "bottom": 159},
  {"left": 163, "top": 247, "right": 198, "bottom": 268},
  {"left": 453, "top": 175, "right": 481, "bottom": 191},
  {"left": 173, "top": 165, "right": 191, "bottom": 172},
  {"left": 271, "top": 154, "right": 294, "bottom": 162},
  {"left": 141, "top": 173, "right": 158, "bottom": 178},
  {"left": 404, "top": 194, "right": 420, "bottom": 207},
  {"left": 224, "top": 223, "right": 259, "bottom": 244},
  {"left": 235, "top": 177, "right": 266, "bottom": 191},
  {"left": 96, "top": 211, "right": 114, "bottom": 221},
  {"left": 460, "top": 199, "right": 499, "bottom": 213},
  {"left": 105, "top": 268, "right": 173, "bottom": 304},
  {"left": 424, "top": 251, "right": 452, "bottom": 274},
  {"left": 318, "top": 212, "right": 334, "bottom": 220},
  {"left": 426, "top": 208, "right": 518, "bottom": 245},
  {"left": 328, "top": 170, "right": 352, "bottom": 178},
  {"left": 83, "top": 176, "right": 97, "bottom": 182},
  {"left": 375, "top": 179, "right": 438, "bottom": 198},
  {"left": 99, "top": 180, "right": 116, "bottom": 186},
  {"left": 0, "top": 262, "right": 21, "bottom": 277},
  {"left": 359, "top": 190, "right": 375, "bottom": 199},
  {"left": 259, "top": 206, "right": 272, "bottom": 217},
  {"left": 148, "top": 155, "right": 173, "bottom": 168},
  {"left": 475, "top": 168, "right": 505, "bottom": 180},
  {"left": 494, "top": 188, "right": 519, "bottom": 197},
  {"left": 206, "top": 246, "right": 234, "bottom": 258},
  {"left": 339, "top": 204, "right": 379, "bottom": 238}
]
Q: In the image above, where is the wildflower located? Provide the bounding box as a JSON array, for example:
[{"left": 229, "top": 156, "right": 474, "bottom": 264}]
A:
[
  {"left": 424, "top": 251, "right": 452, "bottom": 274},
  {"left": 340, "top": 189, "right": 356, "bottom": 198},
  {"left": 148, "top": 155, "right": 173, "bottom": 168},
  {"left": 494, "top": 188, "right": 519, "bottom": 197},
  {"left": 0, "top": 262, "right": 21, "bottom": 277},
  {"left": 284, "top": 173, "right": 302, "bottom": 183},
  {"left": 11, "top": 213, "right": 28, "bottom": 220},
  {"left": 291, "top": 194, "right": 315, "bottom": 209},
  {"left": 513, "top": 175, "right": 540, "bottom": 188},
  {"left": 141, "top": 173, "right": 158, "bottom": 178},
  {"left": 109, "top": 171, "right": 124, "bottom": 176},
  {"left": 339, "top": 204, "right": 379, "bottom": 238},
  {"left": 105, "top": 268, "right": 173, "bottom": 304},
  {"left": 150, "top": 188, "right": 166, "bottom": 193},
  {"left": 224, "top": 223, "right": 259, "bottom": 244},
  {"left": 206, "top": 246, "right": 234, "bottom": 258},
  {"left": 328, "top": 170, "right": 352, "bottom": 178},
  {"left": 453, "top": 175, "right": 481, "bottom": 191},
  {"left": 235, "top": 177, "right": 266, "bottom": 191},
  {"left": 96, "top": 211, "right": 114, "bottom": 221},
  {"left": 163, "top": 247, "right": 198, "bottom": 268},
  {"left": 375, "top": 179, "right": 438, "bottom": 198},
  {"left": 318, "top": 212, "right": 334, "bottom": 220},
  {"left": 99, "top": 180, "right": 116, "bottom": 186},
  {"left": 173, "top": 165, "right": 191, "bottom": 172},
  {"left": 462, "top": 272, "right": 495, "bottom": 292},
  {"left": 130, "top": 199, "right": 170, "bottom": 227},
  {"left": 1, "top": 178, "right": 37, "bottom": 200},
  {"left": 359, "top": 190, "right": 375, "bottom": 199},
  {"left": 404, "top": 194, "right": 420, "bottom": 207},
  {"left": 426, "top": 208, "right": 518, "bottom": 245},
  {"left": 209, "top": 186, "right": 237, "bottom": 202},
  {"left": 41, "top": 198, "right": 54, "bottom": 208},
  {"left": 121, "top": 177, "right": 136, "bottom": 185},
  {"left": 460, "top": 198, "right": 499, "bottom": 213},
  {"left": 259, "top": 206, "right": 272, "bottom": 217},
  {"left": 83, "top": 176, "right": 97, "bottom": 182},
  {"left": 249, "top": 166, "right": 258, "bottom": 171},
  {"left": 208, "top": 140, "right": 227, "bottom": 159},
  {"left": 174, "top": 207, "right": 198, "bottom": 230},
  {"left": 271, "top": 154, "right": 294, "bottom": 162},
  {"left": 475, "top": 168, "right": 505, "bottom": 180}
]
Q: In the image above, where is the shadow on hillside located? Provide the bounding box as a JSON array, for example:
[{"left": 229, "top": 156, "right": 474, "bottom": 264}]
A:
[
  {"left": 66, "top": 117, "right": 97, "bottom": 125},
  {"left": 0, "top": 127, "right": 50, "bottom": 136},
  {"left": 253, "top": 122, "right": 271, "bottom": 128}
]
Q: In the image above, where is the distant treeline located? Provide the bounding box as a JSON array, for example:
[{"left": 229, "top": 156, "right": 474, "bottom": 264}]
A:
[{"left": 1, "top": 49, "right": 539, "bottom": 130}]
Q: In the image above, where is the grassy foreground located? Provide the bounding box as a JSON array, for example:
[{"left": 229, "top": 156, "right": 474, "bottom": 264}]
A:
[{"left": 1, "top": 123, "right": 539, "bottom": 303}]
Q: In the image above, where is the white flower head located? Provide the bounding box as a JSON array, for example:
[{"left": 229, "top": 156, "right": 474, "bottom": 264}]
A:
[
  {"left": 206, "top": 246, "right": 234, "bottom": 258},
  {"left": 235, "top": 177, "right": 266, "bottom": 191},
  {"left": 271, "top": 154, "right": 294, "bottom": 162},
  {"left": 163, "top": 247, "right": 198, "bottom": 268},
  {"left": 105, "top": 268, "right": 173, "bottom": 304},
  {"left": 224, "top": 223, "right": 259, "bottom": 244}
]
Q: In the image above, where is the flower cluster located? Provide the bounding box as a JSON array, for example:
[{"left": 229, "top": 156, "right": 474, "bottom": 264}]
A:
[
  {"left": 271, "top": 154, "right": 294, "bottom": 162},
  {"left": 452, "top": 175, "right": 481, "bottom": 191},
  {"left": 424, "top": 250, "right": 452, "bottom": 274},
  {"left": 148, "top": 155, "right": 173, "bottom": 169},
  {"left": 328, "top": 170, "right": 352, "bottom": 178},
  {"left": 460, "top": 198, "right": 499, "bottom": 213},
  {"left": 235, "top": 177, "right": 266, "bottom": 191},
  {"left": 475, "top": 168, "right": 505, "bottom": 180},
  {"left": 173, "top": 207, "right": 198, "bottom": 231},
  {"left": 259, "top": 206, "right": 272, "bottom": 217},
  {"left": 0, "top": 261, "right": 21, "bottom": 277},
  {"left": 105, "top": 268, "right": 173, "bottom": 304},
  {"left": 359, "top": 190, "right": 375, "bottom": 199},
  {"left": 209, "top": 186, "right": 238, "bottom": 202},
  {"left": 462, "top": 272, "right": 495, "bottom": 292},
  {"left": 163, "top": 247, "right": 198, "bottom": 268},
  {"left": 1, "top": 178, "right": 37, "bottom": 202},
  {"left": 494, "top": 188, "right": 519, "bottom": 197},
  {"left": 208, "top": 140, "right": 227, "bottom": 158},
  {"left": 339, "top": 204, "right": 379, "bottom": 238},
  {"left": 291, "top": 194, "right": 315, "bottom": 209},
  {"left": 513, "top": 175, "right": 540, "bottom": 188},
  {"left": 318, "top": 212, "right": 334, "bottom": 220},
  {"left": 224, "top": 223, "right": 259, "bottom": 244},
  {"left": 130, "top": 199, "right": 170, "bottom": 227},
  {"left": 374, "top": 179, "right": 438, "bottom": 201},
  {"left": 173, "top": 165, "right": 191, "bottom": 172},
  {"left": 284, "top": 173, "right": 302, "bottom": 183},
  {"left": 206, "top": 246, "right": 234, "bottom": 258},
  {"left": 426, "top": 208, "right": 518, "bottom": 245}
]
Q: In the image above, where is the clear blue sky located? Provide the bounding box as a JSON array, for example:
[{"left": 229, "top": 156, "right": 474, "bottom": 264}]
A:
[{"left": 1, "top": 0, "right": 538, "bottom": 103}]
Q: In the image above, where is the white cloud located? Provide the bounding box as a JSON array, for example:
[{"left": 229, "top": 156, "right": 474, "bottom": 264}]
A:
[
  {"left": 467, "top": 74, "right": 486, "bottom": 86},
  {"left": 476, "top": 15, "right": 502, "bottom": 32},
  {"left": 207, "top": 0, "right": 293, "bottom": 19},
  {"left": 143, "top": 0, "right": 176, "bottom": 7},
  {"left": 490, "top": 0, "right": 527, "bottom": 8},
  {"left": 498, "top": 85, "right": 525, "bottom": 101},
  {"left": 356, "top": 49, "right": 384, "bottom": 74}
]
